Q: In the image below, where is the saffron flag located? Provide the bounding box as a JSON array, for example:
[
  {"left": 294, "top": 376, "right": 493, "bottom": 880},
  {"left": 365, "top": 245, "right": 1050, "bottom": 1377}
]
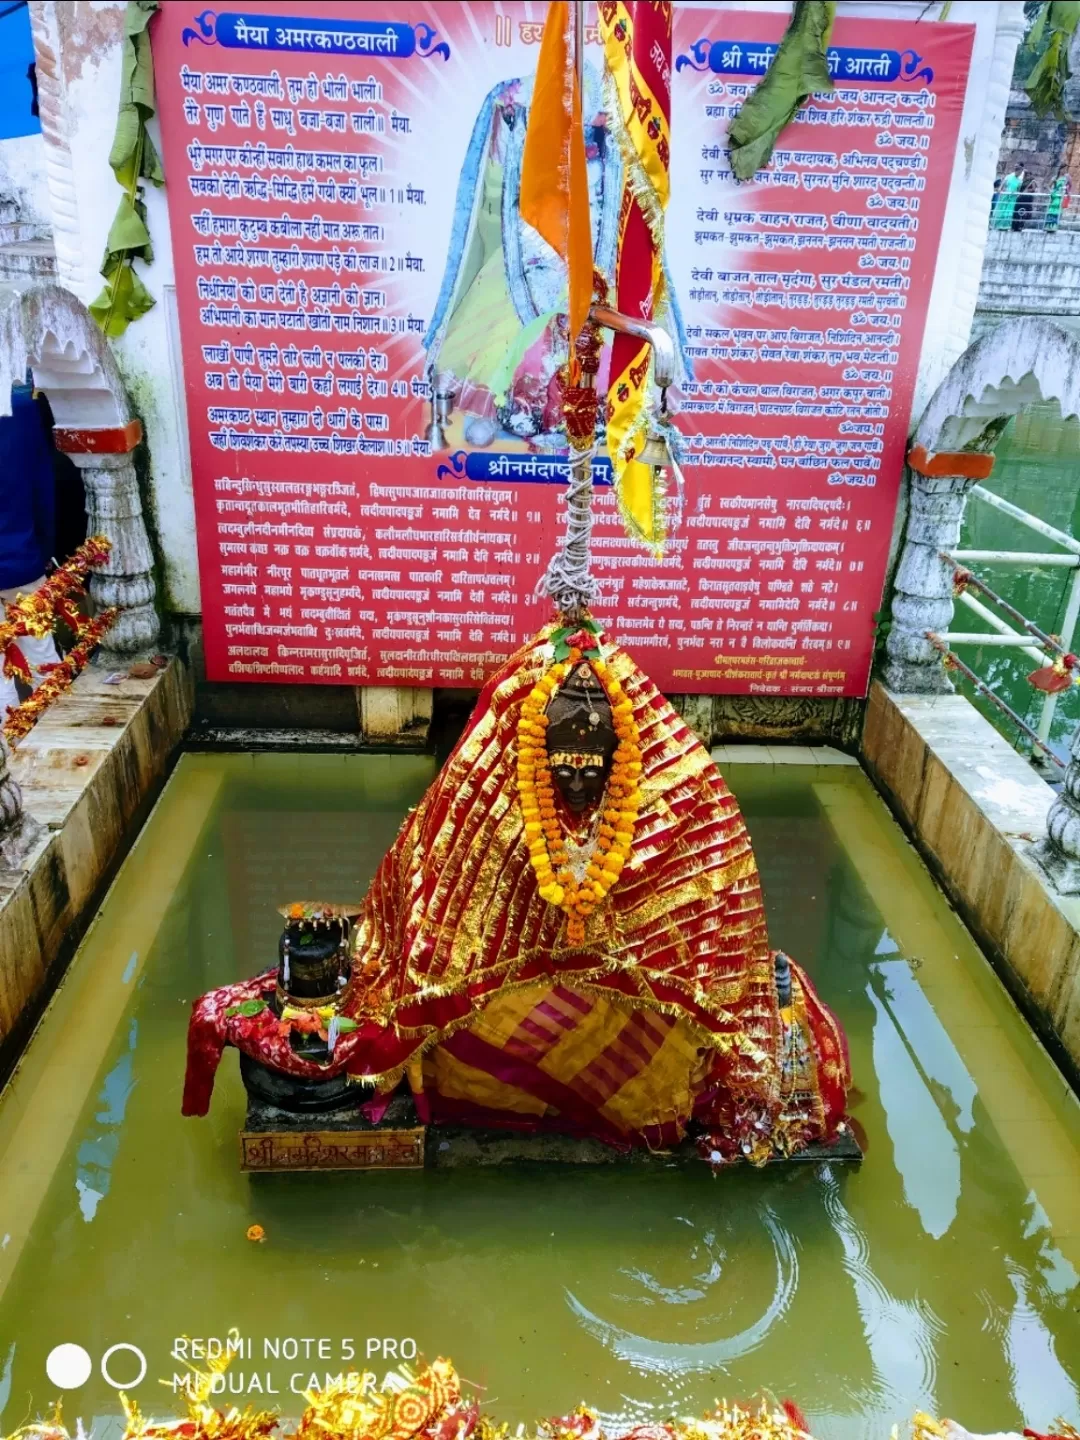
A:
[
  {"left": 519, "top": 1, "right": 593, "bottom": 345},
  {"left": 598, "top": 0, "right": 672, "bottom": 553}
]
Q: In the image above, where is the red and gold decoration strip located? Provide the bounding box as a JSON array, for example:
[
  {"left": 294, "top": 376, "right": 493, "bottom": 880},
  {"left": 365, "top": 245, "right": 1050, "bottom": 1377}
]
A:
[
  {"left": 3, "top": 607, "right": 119, "bottom": 741},
  {"left": 0, "top": 536, "right": 112, "bottom": 671},
  {"left": 5, "top": 1352, "right": 1065, "bottom": 1440},
  {"left": 1, "top": 535, "right": 117, "bottom": 741},
  {"left": 517, "top": 638, "right": 642, "bottom": 946},
  {"left": 598, "top": 0, "right": 672, "bottom": 553}
]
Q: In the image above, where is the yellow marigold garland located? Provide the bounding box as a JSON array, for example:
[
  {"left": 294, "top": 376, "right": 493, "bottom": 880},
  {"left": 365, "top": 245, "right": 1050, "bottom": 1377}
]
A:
[
  {"left": 3, "top": 607, "right": 119, "bottom": 742},
  {"left": 0, "top": 536, "right": 112, "bottom": 653},
  {"left": 0, "top": 1348, "right": 1054, "bottom": 1440},
  {"left": 0, "top": 537, "right": 118, "bottom": 741},
  {"left": 517, "top": 644, "right": 643, "bottom": 946}
]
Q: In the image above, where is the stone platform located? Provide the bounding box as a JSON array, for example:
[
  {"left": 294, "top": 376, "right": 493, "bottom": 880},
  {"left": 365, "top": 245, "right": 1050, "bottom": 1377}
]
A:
[
  {"left": 241, "top": 1092, "right": 862, "bottom": 1172},
  {"left": 0, "top": 657, "right": 193, "bottom": 1080}
]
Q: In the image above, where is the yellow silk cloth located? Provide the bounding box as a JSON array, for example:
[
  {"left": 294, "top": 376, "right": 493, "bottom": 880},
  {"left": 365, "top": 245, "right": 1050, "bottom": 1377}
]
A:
[{"left": 424, "top": 979, "right": 711, "bottom": 1139}]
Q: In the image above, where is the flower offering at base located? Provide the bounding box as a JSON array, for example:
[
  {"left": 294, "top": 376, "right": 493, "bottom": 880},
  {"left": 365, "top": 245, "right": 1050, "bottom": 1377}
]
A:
[{"left": 2, "top": 1356, "right": 1060, "bottom": 1440}]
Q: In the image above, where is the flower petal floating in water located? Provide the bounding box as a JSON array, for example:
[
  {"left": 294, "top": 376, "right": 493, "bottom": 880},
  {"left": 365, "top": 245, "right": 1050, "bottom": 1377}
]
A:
[{"left": 246, "top": 1224, "right": 265, "bottom": 1243}]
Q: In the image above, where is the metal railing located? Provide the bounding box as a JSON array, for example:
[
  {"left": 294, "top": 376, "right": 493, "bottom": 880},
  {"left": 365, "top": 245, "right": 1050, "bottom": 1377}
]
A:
[
  {"left": 926, "top": 483, "right": 1080, "bottom": 768},
  {"left": 989, "top": 189, "right": 1079, "bottom": 232}
]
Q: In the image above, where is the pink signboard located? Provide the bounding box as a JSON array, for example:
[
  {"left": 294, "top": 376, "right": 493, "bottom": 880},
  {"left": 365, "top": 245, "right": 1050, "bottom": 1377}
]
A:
[{"left": 153, "top": 3, "right": 974, "bottom": 696}]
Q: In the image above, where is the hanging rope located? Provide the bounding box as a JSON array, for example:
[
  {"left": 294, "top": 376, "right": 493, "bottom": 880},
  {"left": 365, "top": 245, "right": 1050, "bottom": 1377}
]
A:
[
  {"left": 532, "top": 312, "right": 606, "bottom": 622},
  {"left": 534, "top": 440, "right": 601, "bottom": 619}
]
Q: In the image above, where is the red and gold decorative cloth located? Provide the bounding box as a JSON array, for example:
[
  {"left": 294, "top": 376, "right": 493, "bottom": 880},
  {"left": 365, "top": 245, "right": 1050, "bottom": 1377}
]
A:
[
  {"left": 182, "top": 629, "right": 849, "bottom": 1161},
  {"left": 599, "top": 0, "right": 673, "bottom": 552}
]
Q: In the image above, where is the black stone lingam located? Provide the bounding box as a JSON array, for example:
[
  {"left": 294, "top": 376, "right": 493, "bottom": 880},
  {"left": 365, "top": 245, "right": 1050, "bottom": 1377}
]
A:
[
  {"left": 240, "top": 903, "right": 362, "bottom": 1115},
  {"left": 275, "top": 915, "right": 350, "bottom": 1010}
]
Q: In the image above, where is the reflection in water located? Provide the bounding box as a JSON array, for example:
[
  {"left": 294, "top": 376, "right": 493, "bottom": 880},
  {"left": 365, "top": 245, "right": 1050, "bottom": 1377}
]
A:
[
  {"left": 75, "top": 1017, "right": 139, "bottom": 1223},
  {"left": 867, "top": 979, "right": 961, "bottom": 1240},
  {"left": 565, "top": 1209, "right": 798, "bottom": 1374},
  {"left": 1004, "top": 1265, "right": 1079, "bottom": 1426},
  {"left": 0, "top": 1343, "right": 13, "bottom": 1423},
  {"left": 871, "top": 960, "right": 976, "bottom": 1135},
  {"left": 820, "top": 1171, "right": 941, "bottom": 1421}
]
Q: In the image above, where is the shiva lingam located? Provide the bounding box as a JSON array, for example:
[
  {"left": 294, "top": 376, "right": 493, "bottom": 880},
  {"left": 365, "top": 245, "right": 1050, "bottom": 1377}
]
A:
[{"left": 238, "top": 902, "right": 362, "bottom": 1114}]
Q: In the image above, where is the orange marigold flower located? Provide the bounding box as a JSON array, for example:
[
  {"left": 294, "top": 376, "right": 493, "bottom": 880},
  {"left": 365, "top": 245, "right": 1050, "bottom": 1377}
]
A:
[{"left": 246, "top": 1224, "right": 266, "bottom": 1242}]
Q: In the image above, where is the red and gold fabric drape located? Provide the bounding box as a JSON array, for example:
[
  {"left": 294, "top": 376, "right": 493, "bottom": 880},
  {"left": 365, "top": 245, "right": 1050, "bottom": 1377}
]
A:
[
  {"left": 598, "top": 0, "right": 672, "bottom": 552},
  {"left": 183, "top": 629, "right": 849, "bottom": 1162}
]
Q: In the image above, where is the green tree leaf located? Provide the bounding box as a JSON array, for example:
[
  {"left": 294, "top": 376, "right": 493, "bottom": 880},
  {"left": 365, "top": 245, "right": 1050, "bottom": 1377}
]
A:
[
  {"left": 728, "top": 1, "right": 837, "bottom": 182},
  {"left": 1024, "top": 1, "right": 1080, "bottom": 117},
  {"left": 105, "top": 192, "right": 152, "bottom": 257},
  {"left": 224, "top": 999, "right": 268, "bottom": 1018},
  {"left": 92, "top": 1, "right": 162, "bottom": 338},
  {"left": 89, "top": 257, "right": 156, "bottom": 338}
]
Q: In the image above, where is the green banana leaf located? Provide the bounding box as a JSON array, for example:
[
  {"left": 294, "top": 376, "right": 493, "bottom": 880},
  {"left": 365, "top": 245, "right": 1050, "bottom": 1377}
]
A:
[
  {"left": 90, "top": 0, "right": 163, "bottom": 338},
  {"left": 89, "top": 254, "right": 156, "bottom": 337},
  {"left": 103, "top": 193, "right": 153, "bottom": 261},
  {"left": 1024, "top": 1, "right": 1080, "bottom": 118},
  {"left": 728, "top": 0, "right": 837, "bottom": 182}
]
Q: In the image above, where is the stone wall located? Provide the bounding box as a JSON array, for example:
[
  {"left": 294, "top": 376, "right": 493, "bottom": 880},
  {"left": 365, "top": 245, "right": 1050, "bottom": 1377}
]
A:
[
  {"left": 977, "top": 227, "right": 1080, "bottom": 314},
  {"left": 0, "top": 1, "right": 1029, "bottom": 738},
  {"left": 0, "top": 130, "right": 55, "bottom": 282},
  {"left": 0, "top": 659, "right": 193, "bottom": 1082},
  {"left": 997, "top": 88, "right": 1071, "bottom": 192},
  {"left": 862, "top": 681, "right": 1080, "bottom": 1081}
]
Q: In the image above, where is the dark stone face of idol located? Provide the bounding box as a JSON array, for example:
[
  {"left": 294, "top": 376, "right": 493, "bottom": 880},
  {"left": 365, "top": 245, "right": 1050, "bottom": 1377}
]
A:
[
  {"left": 544, "top": 662, "right": 617, "bottom": 816},
  {"left": 551, "top": 757, "right": 610, "bottom": 814}
]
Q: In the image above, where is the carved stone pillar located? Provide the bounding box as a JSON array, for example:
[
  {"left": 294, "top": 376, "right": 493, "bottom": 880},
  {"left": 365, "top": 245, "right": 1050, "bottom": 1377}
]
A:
[
  {"left": 884, "top": 447, "right": 995, "bottom": 694},
  {"left": 54, "top": 419, "right": 161, "bottom": 659},
  {"left": 1032, "top": 725, "right": 1080, "bottom": 893},
  {"left": 0, "top": 735, "right": 44, "bottom": 868}
]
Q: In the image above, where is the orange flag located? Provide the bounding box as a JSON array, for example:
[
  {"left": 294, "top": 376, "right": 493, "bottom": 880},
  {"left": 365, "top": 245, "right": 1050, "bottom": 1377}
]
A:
[{"left": 519, "top": 1, "right": 592, "bottom": 342}]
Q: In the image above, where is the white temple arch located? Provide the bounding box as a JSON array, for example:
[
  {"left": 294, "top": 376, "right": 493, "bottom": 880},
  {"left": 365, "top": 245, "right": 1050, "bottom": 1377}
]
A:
[
  {"left": 886, "top": 317, "right": 1080, "bottom": 693},
  {"left": 0, "top": 282, "right": 158, "bottom": 656}
]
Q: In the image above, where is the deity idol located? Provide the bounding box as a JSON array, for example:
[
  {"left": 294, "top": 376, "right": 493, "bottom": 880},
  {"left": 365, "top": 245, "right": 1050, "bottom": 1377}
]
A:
[
  {"left": 183, "top": 621, "right": 850, "bottom": 1164},
  {"left": 423, "top": 66, "right": 683, "bottom": 449}
]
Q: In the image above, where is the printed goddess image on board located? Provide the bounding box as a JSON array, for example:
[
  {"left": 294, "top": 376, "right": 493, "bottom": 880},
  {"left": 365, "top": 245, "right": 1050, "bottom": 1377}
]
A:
[{"left": 153, "top": 3, "right": 973, "bottom": 697}]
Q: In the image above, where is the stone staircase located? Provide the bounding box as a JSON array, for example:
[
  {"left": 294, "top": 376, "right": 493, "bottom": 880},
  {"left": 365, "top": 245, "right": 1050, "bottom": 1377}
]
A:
[
  {"left": 977, "top": 226, "right": 1080, "bottom": 317},
  {"left": 0, "top": 196, "right": 55, "bottom": 282}
]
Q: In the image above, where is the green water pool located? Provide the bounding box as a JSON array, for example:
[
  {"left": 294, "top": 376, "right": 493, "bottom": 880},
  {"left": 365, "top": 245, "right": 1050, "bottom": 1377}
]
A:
[{"left": 1, "top": 753, "right": 1078, "bottom": 1439}]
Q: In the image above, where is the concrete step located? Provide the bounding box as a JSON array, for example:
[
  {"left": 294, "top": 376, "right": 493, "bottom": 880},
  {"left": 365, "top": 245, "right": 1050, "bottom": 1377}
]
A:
[
  {"left": 0, "top": 239, "right": 57, "bottom": 280},
  {"left": 0, "top": 220, "right": 51, "bottom": 248}
]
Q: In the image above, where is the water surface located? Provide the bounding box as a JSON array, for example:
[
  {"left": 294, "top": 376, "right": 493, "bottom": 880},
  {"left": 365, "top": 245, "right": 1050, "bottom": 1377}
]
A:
[{"left": 0, "top": 753, "right": 1078, "bottom": 1440}]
